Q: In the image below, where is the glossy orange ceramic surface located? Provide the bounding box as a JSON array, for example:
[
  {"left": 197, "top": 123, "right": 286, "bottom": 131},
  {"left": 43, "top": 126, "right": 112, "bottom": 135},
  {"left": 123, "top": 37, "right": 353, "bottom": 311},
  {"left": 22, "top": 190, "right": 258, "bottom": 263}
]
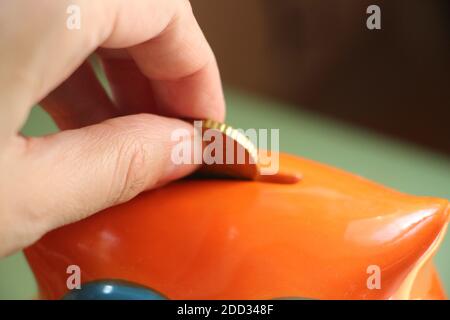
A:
[{"left": 25, "top": 153, "right": 449, "bottom": 299}]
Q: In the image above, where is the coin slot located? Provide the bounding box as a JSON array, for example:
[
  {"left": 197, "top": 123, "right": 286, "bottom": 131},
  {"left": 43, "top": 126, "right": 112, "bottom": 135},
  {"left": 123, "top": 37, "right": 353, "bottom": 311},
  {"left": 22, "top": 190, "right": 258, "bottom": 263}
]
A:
[
  {"left": 256, "top": 172, "right": 302, "bottom": 184},
  {"left": 189, "top": 170, "right": 302, "bottom": 185}
]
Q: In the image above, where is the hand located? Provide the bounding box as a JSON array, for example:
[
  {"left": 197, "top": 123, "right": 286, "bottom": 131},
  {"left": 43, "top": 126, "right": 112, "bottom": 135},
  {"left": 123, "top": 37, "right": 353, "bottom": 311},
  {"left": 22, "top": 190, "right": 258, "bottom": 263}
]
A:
[{"left": 0, "top": 0, "right": 225, "bottom": 257}]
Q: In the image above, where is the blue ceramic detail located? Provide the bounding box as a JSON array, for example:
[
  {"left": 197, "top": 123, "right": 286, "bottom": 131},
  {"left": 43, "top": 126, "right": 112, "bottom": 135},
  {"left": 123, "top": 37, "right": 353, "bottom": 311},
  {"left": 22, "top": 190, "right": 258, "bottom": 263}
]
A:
[{"left": 63, "top": 280, "right": 167, "bottom": 300}]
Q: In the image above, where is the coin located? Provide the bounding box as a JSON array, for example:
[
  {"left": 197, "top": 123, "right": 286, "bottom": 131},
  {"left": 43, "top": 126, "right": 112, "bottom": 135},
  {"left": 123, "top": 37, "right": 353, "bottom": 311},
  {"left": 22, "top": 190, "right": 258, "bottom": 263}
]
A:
[
  {"left": 198, "top": 119, "right": 259, "bottom": 180},
  {"left": 195, "top": 119, "right": 301, "bottom": 184}
]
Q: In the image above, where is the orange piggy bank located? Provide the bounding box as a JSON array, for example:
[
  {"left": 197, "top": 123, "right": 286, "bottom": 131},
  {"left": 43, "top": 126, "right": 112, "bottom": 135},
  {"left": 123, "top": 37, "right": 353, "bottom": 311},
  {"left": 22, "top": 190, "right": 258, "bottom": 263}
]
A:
[{"left": 25, "top": 153, "right": 449, "bottom": 300}]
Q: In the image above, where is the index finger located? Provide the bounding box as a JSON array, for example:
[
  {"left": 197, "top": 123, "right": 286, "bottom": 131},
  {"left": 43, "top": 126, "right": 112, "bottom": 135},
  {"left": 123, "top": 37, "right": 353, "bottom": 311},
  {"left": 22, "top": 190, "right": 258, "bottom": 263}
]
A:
[{"left": 102, "top": 0, "right": 225, "bottom": 121}]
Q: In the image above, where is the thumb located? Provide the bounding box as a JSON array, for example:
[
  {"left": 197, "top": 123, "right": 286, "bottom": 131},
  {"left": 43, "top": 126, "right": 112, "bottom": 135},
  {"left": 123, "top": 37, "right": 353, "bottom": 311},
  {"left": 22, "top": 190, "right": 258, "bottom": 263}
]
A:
[{"left": 2, "top": 114, "right": 196, "bottom": 255}]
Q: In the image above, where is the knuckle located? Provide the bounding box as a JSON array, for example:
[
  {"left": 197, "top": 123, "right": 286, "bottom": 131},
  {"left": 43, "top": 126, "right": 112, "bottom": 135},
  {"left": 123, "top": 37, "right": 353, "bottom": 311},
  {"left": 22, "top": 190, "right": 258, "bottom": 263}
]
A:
[{"left": 108, "top": 124, "right": 156, "bottom": 205}]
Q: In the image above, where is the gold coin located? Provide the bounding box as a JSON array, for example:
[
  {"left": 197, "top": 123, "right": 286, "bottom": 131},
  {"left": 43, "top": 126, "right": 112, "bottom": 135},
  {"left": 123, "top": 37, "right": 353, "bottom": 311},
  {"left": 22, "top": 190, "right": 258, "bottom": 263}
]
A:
[
  {"left": 198, "top": 119, "right": 260, "bottom": 180},
  {"left": 189, "top": 119, "right": 301, "bottom": 184}
]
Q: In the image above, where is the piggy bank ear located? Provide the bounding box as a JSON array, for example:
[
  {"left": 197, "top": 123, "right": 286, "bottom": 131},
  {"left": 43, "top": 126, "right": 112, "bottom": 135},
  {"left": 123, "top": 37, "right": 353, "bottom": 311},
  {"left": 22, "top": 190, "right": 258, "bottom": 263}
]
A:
[
  {"left": 341, "top": 199, "right": 449, "bottom": 300},
  {"left": 62, "top": 280, "right": 167, "bottom": 300}
]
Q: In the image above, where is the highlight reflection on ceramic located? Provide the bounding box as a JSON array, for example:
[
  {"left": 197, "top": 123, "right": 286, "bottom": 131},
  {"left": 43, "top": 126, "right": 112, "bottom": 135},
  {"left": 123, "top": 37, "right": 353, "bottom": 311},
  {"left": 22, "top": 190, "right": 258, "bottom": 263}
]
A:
[{"left": 345, "top": 208, "right": 439, "bottom": 246}]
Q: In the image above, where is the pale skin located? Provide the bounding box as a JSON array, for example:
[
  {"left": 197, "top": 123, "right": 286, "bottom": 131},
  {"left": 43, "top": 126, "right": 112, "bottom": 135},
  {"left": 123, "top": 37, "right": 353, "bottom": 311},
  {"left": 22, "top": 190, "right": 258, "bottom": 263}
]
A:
[{"left": 0, "top": 0, "right": 225, "bottom": 257}]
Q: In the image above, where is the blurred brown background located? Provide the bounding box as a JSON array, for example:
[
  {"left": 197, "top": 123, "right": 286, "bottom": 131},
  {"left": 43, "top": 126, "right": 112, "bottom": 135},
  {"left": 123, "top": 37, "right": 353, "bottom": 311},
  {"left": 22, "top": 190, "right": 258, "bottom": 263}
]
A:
[{"left": 191, "top": 0, "right": 450, "bottom": 154}]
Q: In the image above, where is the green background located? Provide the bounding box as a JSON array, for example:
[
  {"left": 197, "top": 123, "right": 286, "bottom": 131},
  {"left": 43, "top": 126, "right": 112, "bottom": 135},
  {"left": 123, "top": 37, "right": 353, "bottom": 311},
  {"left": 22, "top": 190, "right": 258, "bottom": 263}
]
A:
[{"left": 0, "top": 89, "right": 449, "bottom": 299}]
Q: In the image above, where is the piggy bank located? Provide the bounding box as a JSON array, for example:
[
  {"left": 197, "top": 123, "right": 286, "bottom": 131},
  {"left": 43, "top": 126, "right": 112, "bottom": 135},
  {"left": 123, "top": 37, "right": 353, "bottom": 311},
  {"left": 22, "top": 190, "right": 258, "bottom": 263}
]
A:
[{"left": 25, "top": 153, "right": 449, "bottom": 299}]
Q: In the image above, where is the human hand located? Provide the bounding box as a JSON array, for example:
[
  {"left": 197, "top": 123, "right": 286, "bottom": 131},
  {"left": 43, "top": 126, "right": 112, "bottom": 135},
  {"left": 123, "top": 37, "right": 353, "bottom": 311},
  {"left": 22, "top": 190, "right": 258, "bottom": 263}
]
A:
[{"left": 0, "top": 0, "right": 225, "bottom": 257}]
